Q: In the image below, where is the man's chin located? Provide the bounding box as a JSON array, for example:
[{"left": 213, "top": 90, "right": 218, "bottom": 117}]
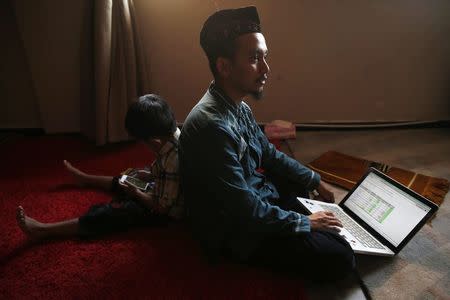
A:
[{"left": 249, "top": 90, "right": 264, "bottom": 101}]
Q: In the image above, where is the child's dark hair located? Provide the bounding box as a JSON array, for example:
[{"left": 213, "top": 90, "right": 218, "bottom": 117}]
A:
[{"left": 125, "top": 94, "right": 176, "bottom": 140}]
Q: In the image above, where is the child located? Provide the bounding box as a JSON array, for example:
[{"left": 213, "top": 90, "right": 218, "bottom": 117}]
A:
[{"left": 16, "top": 94, "right": 183, "bottom": 240}]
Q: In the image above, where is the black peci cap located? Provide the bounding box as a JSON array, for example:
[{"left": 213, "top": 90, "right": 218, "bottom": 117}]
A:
[{"left": 200, "top": 6, "right": 261, "bottom": 58}]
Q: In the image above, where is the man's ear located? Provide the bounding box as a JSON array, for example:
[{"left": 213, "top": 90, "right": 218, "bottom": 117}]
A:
[{"left": 216, "top": 57, "right": 232, "bottom": 79}]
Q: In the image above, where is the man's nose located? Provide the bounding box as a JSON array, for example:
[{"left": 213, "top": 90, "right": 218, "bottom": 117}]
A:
[{"left": 262, "top": 59, "right": 270, "bottom": 75}]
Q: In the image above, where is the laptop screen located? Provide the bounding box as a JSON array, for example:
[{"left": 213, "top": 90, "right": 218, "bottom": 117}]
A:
[{"left": 343, "top": 172, "right": 431, "bottom": 247}]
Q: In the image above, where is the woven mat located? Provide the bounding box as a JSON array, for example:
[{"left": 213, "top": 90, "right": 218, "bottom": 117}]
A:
[{"left": 308, "top": 151, "right": 449, "bottom": 206}]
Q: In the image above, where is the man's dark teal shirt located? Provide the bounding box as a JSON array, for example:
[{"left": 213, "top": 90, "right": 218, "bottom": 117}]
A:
[{"left": 180, "top": 83, "right": 321, "bottom": 260}]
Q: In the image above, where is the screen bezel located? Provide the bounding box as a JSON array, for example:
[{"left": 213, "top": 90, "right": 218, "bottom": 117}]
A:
[{"left": 338, "top": 168, "right": 438, "bottom": 254}]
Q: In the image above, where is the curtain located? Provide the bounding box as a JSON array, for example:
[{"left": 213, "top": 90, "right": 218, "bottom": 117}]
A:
[
  {"left": 83, "top": 0, "right": 150, "bottom": 145},
  {"left": 0, "top": 0, "right": 41, "bottom": 129}
]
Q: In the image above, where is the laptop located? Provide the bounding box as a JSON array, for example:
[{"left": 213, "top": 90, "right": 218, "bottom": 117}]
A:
[{"left": 297, "top": 168, "right": 438, "bottom": 256}]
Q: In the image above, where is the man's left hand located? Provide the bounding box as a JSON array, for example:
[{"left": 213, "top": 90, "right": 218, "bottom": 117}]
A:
[{"left": 315, "top": 180, "right": 335, "bottom": 203}]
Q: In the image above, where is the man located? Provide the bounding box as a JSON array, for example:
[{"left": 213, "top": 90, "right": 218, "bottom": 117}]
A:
[{"left": 180, "top": 6, "right": 355, "bottom": 281}]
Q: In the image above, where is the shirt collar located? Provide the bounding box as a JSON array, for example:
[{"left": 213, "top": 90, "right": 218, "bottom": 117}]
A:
[
  {"left": 157, "top": 127, "right": 180, "bottom": 157},
  {"left": 208, "top": 82, "right": 241, "bottom": 115}
]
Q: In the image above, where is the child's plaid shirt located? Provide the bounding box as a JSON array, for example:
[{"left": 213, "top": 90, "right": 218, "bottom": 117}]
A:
[{"left": 149, "top": 128, "right": 183, "bottom": 219}]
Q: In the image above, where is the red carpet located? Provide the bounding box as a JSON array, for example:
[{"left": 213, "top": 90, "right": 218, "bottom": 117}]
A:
[{"left": 0, "top": 136, "right": 307, "bottom": 299}]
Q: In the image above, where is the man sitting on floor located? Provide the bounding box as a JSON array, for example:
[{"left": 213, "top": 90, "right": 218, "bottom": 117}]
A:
[{"left": 179, "top": 6, "right": 355, "bottom": 281}]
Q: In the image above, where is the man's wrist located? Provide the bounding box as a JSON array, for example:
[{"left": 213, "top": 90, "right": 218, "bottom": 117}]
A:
[
  {"left": 307, "top": 171, "right": 321, "bottom": 191},
  {"left": 311, "top": 189, "right": 320, "bottom": 198},
  {"left": 293, "top": 213, "right": 311, "bottom": 233}
]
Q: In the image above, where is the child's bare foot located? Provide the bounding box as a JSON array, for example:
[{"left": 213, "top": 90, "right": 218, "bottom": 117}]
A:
[
  {"left": 64, "top": 160, "right": 89, "bottom": 186},
  {"left": 16, "top": 206, "right": 48, "bottom": 240}
]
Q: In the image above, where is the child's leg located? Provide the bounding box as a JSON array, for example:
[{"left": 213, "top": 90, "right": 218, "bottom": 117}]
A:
[
  {"left": 64, "top": 160, "right": 114, "bottom": 191},
  {"left": 16, "top": 206, "right": 79, "bottom": 240}
]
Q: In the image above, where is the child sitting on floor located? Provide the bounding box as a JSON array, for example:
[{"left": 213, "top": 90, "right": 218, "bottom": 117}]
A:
[{"left": 16, "top": 94, "right": 183, "bottom": 240}]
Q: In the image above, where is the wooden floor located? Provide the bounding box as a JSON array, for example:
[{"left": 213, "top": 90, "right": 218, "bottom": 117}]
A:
[{"left": 280, "top": 127, "right": 450, "bottom": 299}]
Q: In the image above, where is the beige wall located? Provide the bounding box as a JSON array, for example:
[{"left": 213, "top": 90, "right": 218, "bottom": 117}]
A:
[
  {"left": 135, "top": 0, "right": 450, "bottom": 123},
  {"left": 3, "top": 0, "right": 450, "bottom": 131}
]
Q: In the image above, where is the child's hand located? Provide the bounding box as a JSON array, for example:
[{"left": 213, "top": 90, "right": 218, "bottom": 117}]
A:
[
  {"left": 118, "top": 181, "right": 143, "bottom": 197},
  {"left": 118, "top": 182, "right": 156, "bottom": 209}
]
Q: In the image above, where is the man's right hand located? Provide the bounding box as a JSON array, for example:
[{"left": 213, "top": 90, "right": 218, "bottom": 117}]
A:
[{"left": 308, "top": 211, "right": 343, "bottom": 232}]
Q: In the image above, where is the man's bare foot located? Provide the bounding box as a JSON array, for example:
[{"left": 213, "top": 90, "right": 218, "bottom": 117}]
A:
[
  {"left": 64, "top": 160, "right": 89, "bottom": 187},
  {"left": 16, "top": 206, "right": 48, "bottom": 240}
]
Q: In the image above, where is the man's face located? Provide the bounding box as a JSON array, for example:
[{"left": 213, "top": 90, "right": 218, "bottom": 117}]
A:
[{"left": 228, "top": 32, "right": 270, "bottom": 100}]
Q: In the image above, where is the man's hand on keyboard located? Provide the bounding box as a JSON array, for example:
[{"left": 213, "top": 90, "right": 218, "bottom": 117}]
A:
[
  {"left": 308, "top": 211, "right": 343, "bottom": 233},
  {"left": 315, "top": 181, "right": 335, "bottom": 203}
]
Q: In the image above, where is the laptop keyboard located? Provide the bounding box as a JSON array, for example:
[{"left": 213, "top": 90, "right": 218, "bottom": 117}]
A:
[{"left": 323, "top": 205, "right": 385, "bottom": 250}]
